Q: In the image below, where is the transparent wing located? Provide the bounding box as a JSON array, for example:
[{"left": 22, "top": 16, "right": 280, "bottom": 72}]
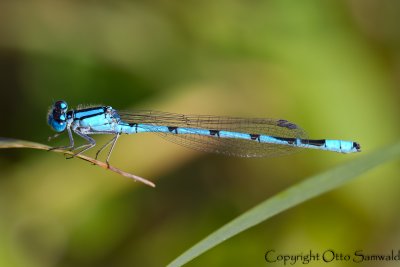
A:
[{"left": 119, "top": 110, "right": 308, "bottom": 157}]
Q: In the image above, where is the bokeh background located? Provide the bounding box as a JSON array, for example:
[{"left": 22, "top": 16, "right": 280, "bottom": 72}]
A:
[{"left": 0, "top": 1, "right": 399, "bottom": 266}]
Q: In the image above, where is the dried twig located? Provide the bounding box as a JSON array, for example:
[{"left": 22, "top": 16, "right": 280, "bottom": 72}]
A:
[{"left": 0, "top": 137, "right": 155, "bottom": 187}]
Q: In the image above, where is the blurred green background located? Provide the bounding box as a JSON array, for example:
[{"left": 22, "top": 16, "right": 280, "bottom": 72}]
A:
[{"left": 0, "top": 1, "right": 399, "bottom": 266}]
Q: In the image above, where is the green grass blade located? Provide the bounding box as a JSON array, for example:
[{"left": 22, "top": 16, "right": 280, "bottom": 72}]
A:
[{"left": 167, "top": 141, "right": 400, "bottom": 267}]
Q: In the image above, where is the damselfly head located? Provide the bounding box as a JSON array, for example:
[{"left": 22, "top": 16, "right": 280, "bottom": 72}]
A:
[{"left": 47, "top": 100, "right": 69, "bottom": 132}]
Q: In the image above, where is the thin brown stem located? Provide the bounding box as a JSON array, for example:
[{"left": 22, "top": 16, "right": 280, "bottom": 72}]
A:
[{"left": 0, "top": 137, "right": 155, "bottom": 187}]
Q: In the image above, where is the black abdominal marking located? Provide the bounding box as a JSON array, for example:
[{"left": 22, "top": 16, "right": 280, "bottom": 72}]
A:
[
  {"left": 168, "top": 126, "right": 178, "bottom": 134},
  {"left": 209, "top": 130, "right": 220, "bottom": 137}
]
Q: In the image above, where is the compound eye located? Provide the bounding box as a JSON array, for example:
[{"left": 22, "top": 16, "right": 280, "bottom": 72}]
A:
[{"left": 55, "top": 100, "right": 68, "bottom": 111}]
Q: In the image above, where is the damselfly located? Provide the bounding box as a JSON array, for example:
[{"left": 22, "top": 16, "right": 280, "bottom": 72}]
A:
[{"left": 47, "top": 100, "right": 361, "bottom": 163}]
